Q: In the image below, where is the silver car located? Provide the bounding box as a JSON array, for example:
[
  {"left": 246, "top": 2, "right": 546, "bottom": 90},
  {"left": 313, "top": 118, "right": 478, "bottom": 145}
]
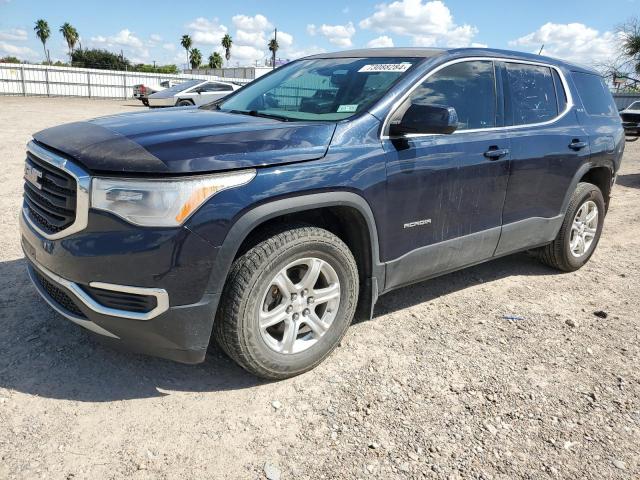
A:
[{"left": 147, "top": 79, "right": 239, "bottom": 108}]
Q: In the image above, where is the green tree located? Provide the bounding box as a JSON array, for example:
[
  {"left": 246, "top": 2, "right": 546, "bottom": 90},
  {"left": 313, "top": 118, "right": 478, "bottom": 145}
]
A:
[
  {"left": 34, "top": 19, "right": 51, "bottom": 64},
  {"left": 60, "top": 23, "right": 79, "bottom": 60},
  {"left": 619, "top": 18, "right": 640, "bottom": 73},
  {"left": 221, "top": 34, "right": 233, "bottom": 64},
  {"left": 189, "top": 48, "right": 202, "bottom": 69},
  {"left": 180, "top": 34, "right": 192, "bottom": 68},
  {"left": 0, "top": 56, "right": 21, "bottom": 64},
  {"left": 70, "top": 48, "right": 130, "bottom": 70},
  {"left": 268, "top": 37, "right": 279, "bottom": 68},
  {"left": 208, "top": 51, "right": 223, "bottom": 69}
]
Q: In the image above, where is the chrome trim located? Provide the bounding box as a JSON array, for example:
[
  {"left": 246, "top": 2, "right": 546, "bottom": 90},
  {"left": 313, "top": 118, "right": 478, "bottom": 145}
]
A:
[
  {"left": 88, "top": 281, "right": 170, "bottom": 320},
  {"left": 30, "top": 261, "right": 170, "bottom": 321},
  {"left": 24, "top": 140, "right": 90, "bottom": 240},
  {"left": 27, "top": 265, "right": 119, "bottom": 338},
  {"left": 381, "top": 56, "right": 575, "bottom": 140}
]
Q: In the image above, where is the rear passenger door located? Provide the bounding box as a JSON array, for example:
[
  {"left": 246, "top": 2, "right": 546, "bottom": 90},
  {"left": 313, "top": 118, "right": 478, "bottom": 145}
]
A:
[{"left": 495, "top": 61, "right": 590, "bottom": 255}]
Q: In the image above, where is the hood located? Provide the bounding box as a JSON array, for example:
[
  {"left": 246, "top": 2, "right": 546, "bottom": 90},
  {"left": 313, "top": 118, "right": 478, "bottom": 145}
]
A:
[{"left": 32, "top": 108, "right": 337, "bottom": 174}]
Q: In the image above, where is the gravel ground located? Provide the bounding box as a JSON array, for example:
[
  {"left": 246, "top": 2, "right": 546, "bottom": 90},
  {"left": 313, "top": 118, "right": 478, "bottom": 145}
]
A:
[{"left": 0, "top": 96, "right": 639, "bottom": 480}]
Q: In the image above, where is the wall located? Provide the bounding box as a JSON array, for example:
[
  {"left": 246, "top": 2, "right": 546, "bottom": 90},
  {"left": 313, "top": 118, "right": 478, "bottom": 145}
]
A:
[{"left": 0, "top": 63, "right": 250, "bottom": 98}]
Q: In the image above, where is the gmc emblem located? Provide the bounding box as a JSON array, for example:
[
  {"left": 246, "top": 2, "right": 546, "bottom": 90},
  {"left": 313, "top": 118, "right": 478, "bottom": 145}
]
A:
[{"left": 24, "top": 164, "right": 42, "bottom": 189}]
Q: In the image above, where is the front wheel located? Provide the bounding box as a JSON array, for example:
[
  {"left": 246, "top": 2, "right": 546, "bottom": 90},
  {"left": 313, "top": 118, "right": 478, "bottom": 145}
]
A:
[
  {"left": 214, "top": 226, "right": 359, "bottom": 379},
  {"left": 537, "top": 182, "right": 605, "bottom": 272},
  {"left": 176, "top": 99, "right": 193, "bottom": 107}
]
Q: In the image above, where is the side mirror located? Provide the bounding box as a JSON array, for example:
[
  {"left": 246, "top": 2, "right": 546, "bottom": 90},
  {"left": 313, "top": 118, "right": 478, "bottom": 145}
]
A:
[{"left": 389, "top": 104, "right": 458, "bottom": 136}]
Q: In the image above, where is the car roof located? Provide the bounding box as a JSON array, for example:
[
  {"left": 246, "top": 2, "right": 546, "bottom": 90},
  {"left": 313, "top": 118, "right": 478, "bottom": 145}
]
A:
[{"left": 303, "top": 47, "right": 599, "bottom": 75}]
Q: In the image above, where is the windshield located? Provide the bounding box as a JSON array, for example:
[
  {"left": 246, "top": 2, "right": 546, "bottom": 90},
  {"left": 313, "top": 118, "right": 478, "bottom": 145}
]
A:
[
  {"left": 628, "top": 101, "right": 640, "bottom": 110},
  {"left": 216, "top": 57, "right": 420, "bottom": 121},
  {"left": 163, "top": 79, "right": 201, "bottom": 94}
]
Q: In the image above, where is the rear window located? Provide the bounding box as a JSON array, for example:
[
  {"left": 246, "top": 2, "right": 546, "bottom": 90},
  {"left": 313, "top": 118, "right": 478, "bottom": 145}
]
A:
[
  {"left": 504, "top": 63, "right": 558, "bottom": 125},
  {"left": 572, "top": 72, "right": 617, "bottom": 116}
]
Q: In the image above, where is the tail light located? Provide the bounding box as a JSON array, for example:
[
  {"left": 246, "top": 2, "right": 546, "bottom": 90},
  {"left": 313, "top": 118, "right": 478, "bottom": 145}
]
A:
[{"left": 140, "top": 86, "right": 146, "bottom": 95}]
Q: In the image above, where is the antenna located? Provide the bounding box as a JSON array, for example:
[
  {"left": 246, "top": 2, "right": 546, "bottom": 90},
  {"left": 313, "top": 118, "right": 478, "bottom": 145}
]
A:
[{"left": 538, "top": 44, "right": 544, "bottom": 55}]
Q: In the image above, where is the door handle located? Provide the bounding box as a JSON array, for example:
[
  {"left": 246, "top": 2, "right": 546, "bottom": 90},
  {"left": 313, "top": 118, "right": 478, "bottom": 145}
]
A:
[
  {"left": 484, "top": 147, "right": 509, "bottom": 160},
  {"left": 569, "top": 140, "right": 588, "bottom": 150}
]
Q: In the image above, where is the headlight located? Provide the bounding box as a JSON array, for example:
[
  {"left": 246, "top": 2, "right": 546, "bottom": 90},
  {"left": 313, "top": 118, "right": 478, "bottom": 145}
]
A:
[{"left": 91, "top": 170, "right": 256, "bottom": 227}]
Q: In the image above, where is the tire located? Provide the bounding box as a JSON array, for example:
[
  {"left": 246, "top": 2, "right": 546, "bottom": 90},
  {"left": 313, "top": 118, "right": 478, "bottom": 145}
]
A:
[
  {"left": 214, "top": 226, "right": 359, "bottom": 379},
  {"left": 537, "top": 182, "right": 605, "bottom": 272},
  {"left": 176, "top": 99, "right": 193, "bottom": 107}
]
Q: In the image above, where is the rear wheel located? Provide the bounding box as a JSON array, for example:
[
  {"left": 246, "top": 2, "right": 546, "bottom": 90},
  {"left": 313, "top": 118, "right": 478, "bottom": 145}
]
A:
[
  {"left": 537, "top": 182, "right": 605, "bottom": 271},
  {"left": 214, "top": 226, "right": 359, "bottom": 379}
]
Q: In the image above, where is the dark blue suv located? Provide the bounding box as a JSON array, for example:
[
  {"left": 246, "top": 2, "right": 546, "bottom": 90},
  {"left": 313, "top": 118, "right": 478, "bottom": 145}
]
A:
[{"left": 20, "top": 48, "right": 623, "bottom": 378}]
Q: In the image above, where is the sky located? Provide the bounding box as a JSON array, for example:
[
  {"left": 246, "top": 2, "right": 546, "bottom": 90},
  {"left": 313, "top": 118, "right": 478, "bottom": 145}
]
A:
[{"left": 0, "top": 0, "right": 634, "bottom": 69}]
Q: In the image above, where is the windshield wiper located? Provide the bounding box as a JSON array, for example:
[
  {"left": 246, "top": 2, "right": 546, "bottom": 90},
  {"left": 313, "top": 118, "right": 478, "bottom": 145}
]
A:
[{"left": 227, "top": 109, "right": 290, "bottom": 122}]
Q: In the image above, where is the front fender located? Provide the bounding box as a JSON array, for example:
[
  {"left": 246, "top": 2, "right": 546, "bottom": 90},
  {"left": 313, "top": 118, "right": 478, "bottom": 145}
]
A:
[{"left": 203, "top": 191, "right": 384, "bottom": 296}]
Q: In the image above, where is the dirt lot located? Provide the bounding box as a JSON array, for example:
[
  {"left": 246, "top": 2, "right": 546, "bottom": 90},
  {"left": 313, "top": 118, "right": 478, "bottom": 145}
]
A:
[{"left": 0, "top": 96, "right": 639, "bottom": 480}]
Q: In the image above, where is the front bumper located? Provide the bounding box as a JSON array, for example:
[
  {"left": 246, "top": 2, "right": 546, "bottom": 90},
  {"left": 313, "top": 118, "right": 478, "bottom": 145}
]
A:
[
  {"left": 623, "top": 121, "right": 640, "bottom": 139},
  {"left": 24, "top": 253, "right": 219, "bottom": 364},
  {"left": 20, "top": 204, "right": 220, "bottom": 364}
]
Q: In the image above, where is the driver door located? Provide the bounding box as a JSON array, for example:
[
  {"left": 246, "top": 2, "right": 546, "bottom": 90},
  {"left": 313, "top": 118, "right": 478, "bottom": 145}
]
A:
[{"left": 382, "top": 60, "right": 511, "bottom": 289}]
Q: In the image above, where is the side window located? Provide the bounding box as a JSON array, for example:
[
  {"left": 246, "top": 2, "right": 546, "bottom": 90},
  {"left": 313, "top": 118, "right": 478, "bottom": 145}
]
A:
[
  {"left": 212, "top": 82, "right": 233, "bottom": 92},
  {"left": 406, "top": 60, "right": 496, "bottom": 130},
  {"left": 572, "top": 72, "right": 617, "bottom": 116},
  {"left": 199, "top": 82, "right": 233, "bottom": 92},
  {"left": 505, "top": 63, "right": 558, "bottom": 125}
]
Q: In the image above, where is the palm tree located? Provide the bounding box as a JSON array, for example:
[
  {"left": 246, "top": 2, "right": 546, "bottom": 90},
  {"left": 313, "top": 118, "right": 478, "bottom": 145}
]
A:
[
  {"left": 180, "top": 34, "right": 192, "bottom": 69},
  {"left": 221, "top": 34, "right": 233, "bottom": 64},
  {"left": 60, "top": 23, "right": 79, "bottom": 60},
  {"left": 34, "top": 19, "right": 51, "bottom": 64},
  {"left": 268, "top": 38, "right": 279, "bottom": 68},
  {"left": 208, "top": 52, "right": 223, "bottom": 69},
  {"left": 189, "top": 48, "right": 202, "bottom": 69},
  {"left": 623, "top": 26, "right": 640, "bottom": 73}
]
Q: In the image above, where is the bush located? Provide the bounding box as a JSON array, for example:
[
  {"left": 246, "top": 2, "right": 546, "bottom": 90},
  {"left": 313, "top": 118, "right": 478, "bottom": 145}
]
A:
[
  {"left": 132, "top": 63, "right": 179, "bottom": 74},
  {"left": 71, "top": 49, "right": 130, "bottom": 70}
]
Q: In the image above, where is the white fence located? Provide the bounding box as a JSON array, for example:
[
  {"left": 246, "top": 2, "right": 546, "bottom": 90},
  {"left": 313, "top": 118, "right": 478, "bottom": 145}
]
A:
[{"left": 0, "top": 63, "right": 251, "bottom": 99}]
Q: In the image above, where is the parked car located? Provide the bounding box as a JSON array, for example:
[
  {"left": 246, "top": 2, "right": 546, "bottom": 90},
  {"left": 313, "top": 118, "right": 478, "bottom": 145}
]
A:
[
  {"left": 147, "top": 79, "right": 239, "bottom": 107},
  {"left": 21, "top": 48, "right": 623, "bottom": 379},
  {"left": 132, "top": 80, "right": 181, "bottom": 106},
  {"left": 619, "top": 100, "right": 640, "bottom": 139}
]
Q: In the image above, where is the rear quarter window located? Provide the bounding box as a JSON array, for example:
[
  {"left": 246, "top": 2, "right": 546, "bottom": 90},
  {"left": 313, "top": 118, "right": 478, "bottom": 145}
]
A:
[{"left": 572, "top": 72, "right": 617, "bottom": 116}]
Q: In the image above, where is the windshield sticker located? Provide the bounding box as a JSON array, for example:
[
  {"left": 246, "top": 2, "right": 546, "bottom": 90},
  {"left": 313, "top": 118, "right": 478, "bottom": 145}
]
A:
[
  {"left": 358, "top": 63, "right": 412, "bottom": 73},
  {"left": 337, "top": 104, "right": 358, "bottom": 113}
]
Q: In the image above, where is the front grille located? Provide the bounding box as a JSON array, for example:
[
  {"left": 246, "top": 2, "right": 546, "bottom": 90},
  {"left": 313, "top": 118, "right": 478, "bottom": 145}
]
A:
[
  {"left": 82, "top": 286, "right": 158, "bottom": 313},
  {"left": 33, "top": 270, "right": 86, "bottom": 318},
  {"left": 23, "top": 150, "right": 77, "bottom": 235}
]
